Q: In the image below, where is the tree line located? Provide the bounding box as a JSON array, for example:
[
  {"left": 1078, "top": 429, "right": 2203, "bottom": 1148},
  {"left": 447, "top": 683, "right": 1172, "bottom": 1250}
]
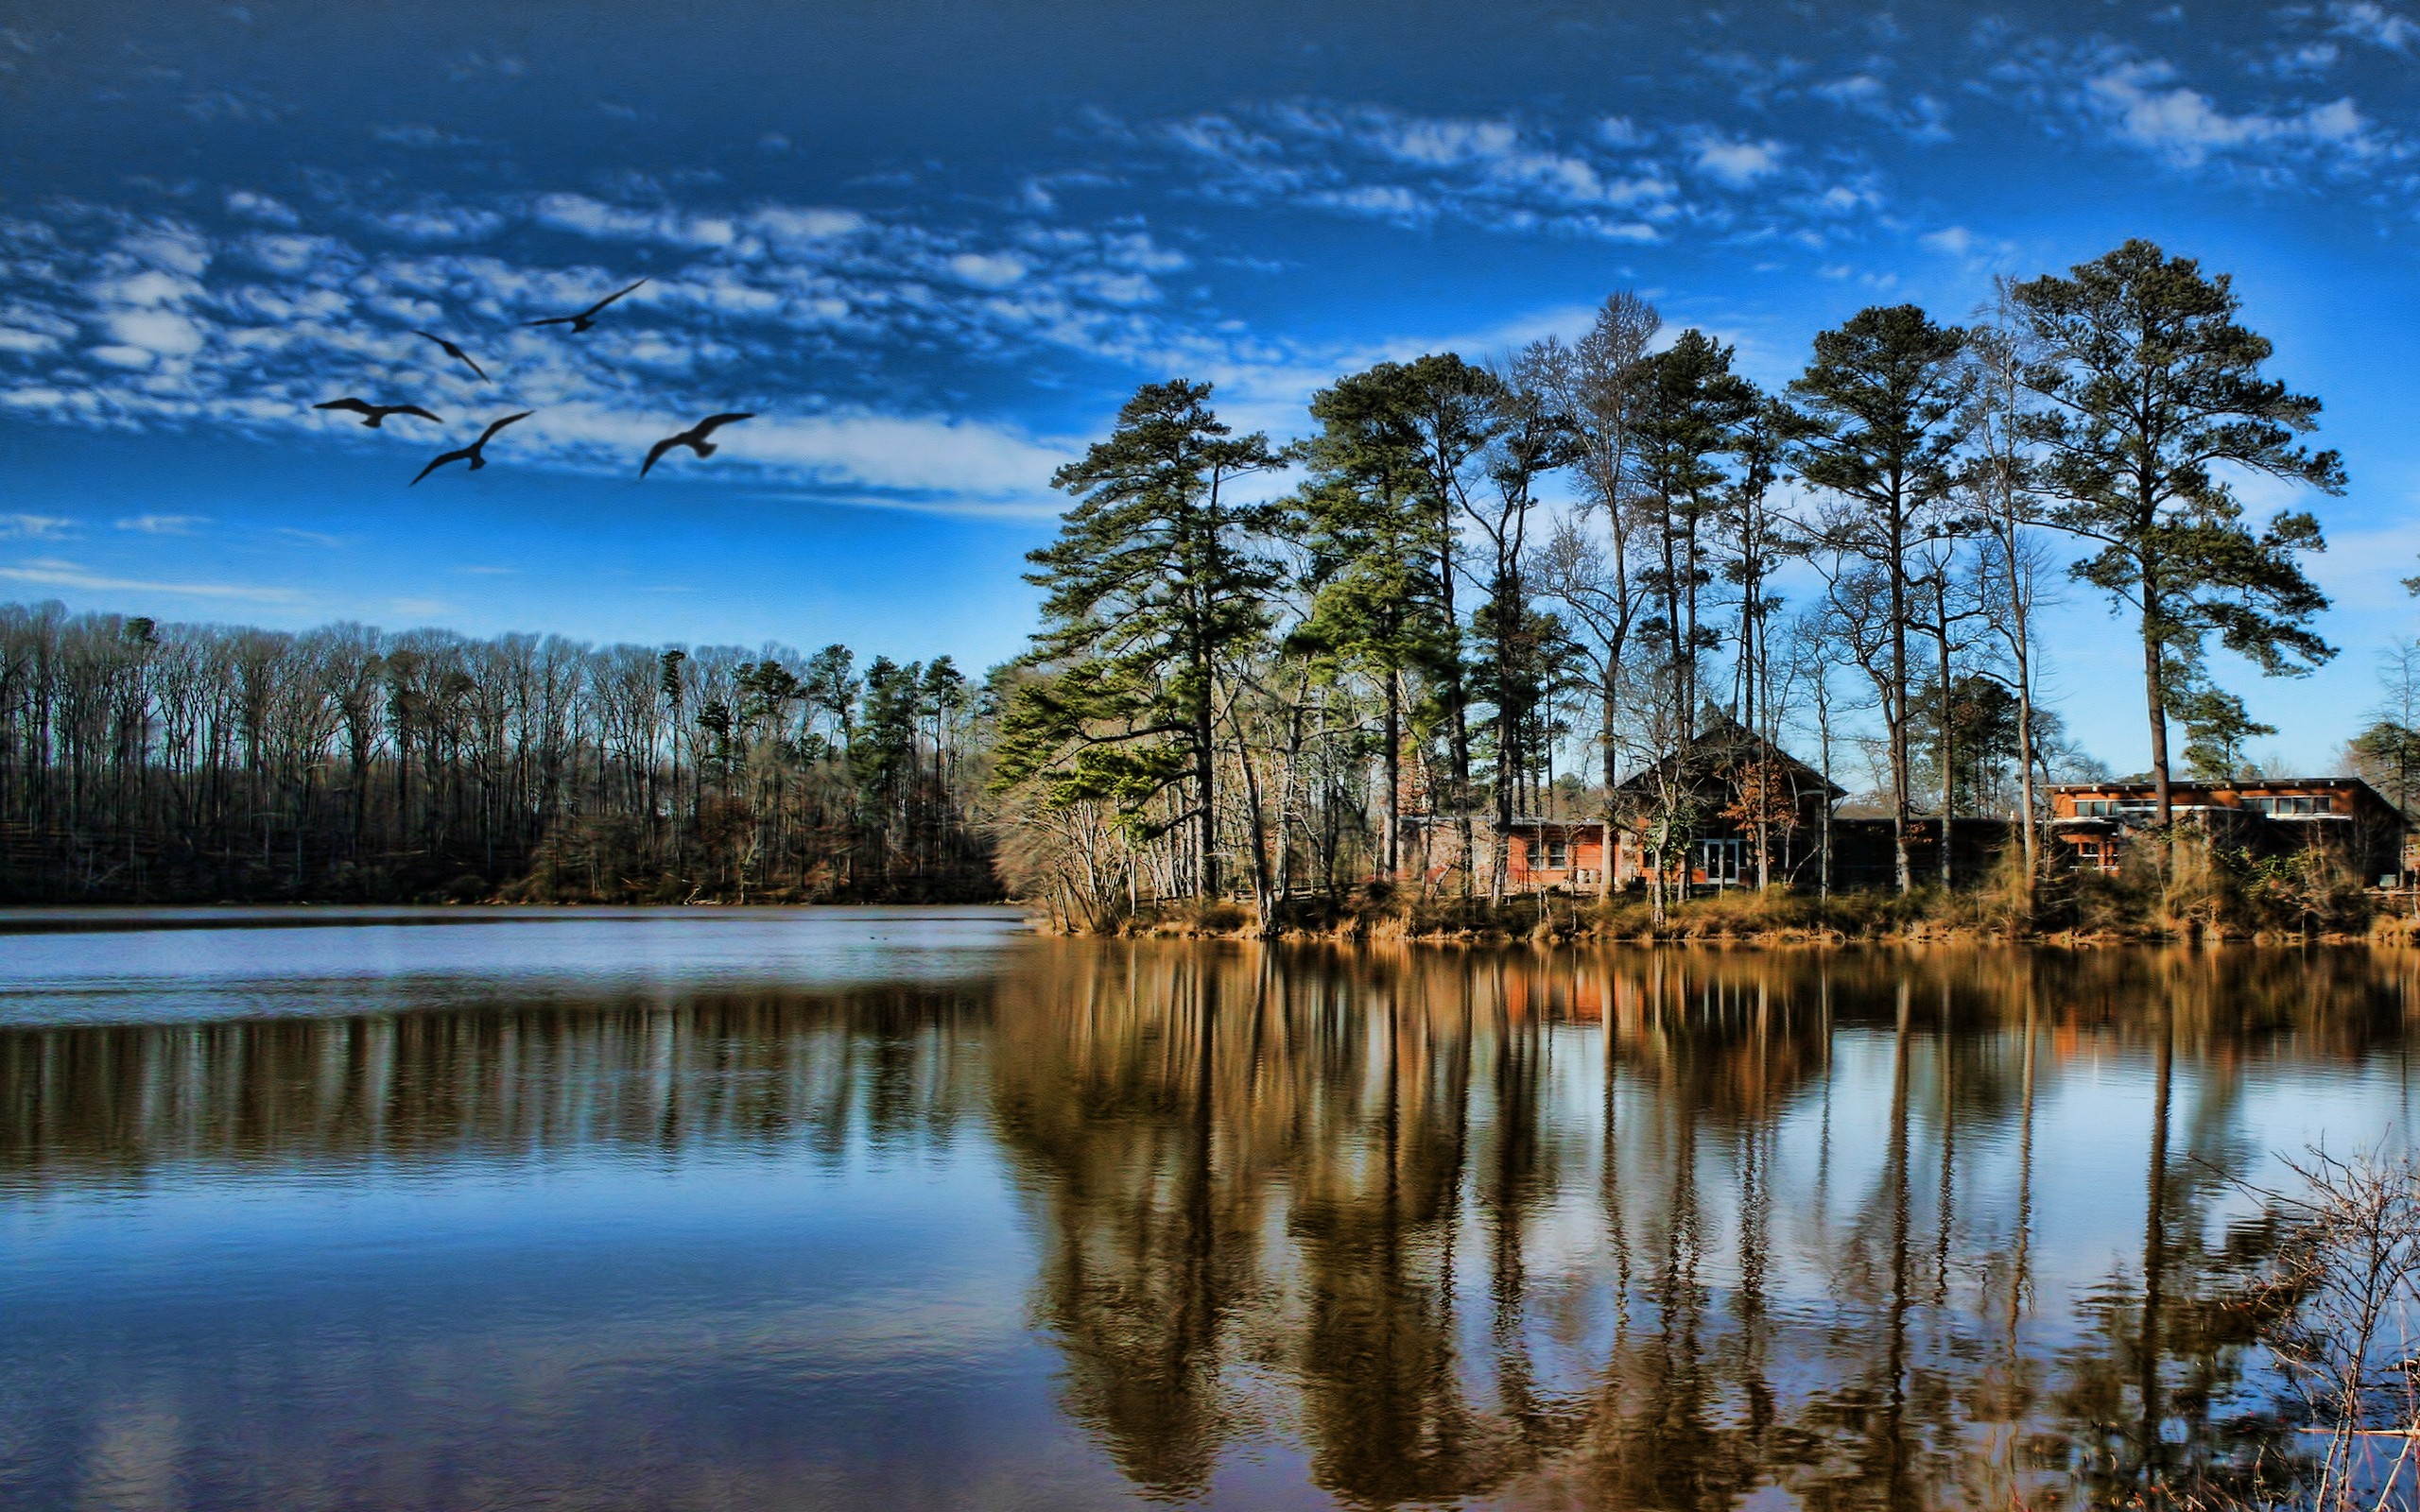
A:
[
  {"left": 993, "top": 239, "right": 2346, "bottom": 927},
  {"left": 0, "top": 602, "right": 994, "bottom": 902},
  {"left": 0, "top": 239, "right": 2356, "bottom": 913}
]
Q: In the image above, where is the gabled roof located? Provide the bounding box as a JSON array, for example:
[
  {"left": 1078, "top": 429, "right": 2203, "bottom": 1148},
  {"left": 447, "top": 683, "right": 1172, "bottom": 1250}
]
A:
[{"left": 1612, "top": 716, "right": 1849, "bottom": 804}]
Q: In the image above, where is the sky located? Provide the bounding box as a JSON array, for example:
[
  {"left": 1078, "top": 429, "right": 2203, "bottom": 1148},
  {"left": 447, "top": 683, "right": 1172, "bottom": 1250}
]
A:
[{"left": 4, "top": 0, "right": 2419, "bottom": 773}]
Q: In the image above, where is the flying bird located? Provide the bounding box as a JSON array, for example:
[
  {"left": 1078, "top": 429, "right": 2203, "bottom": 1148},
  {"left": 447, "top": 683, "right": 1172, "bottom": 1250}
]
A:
[
  {"left": 314, "top": 398, "right": 442, "bottom": 429},
  {"left": 525, "top": 278, "right": 649, "bottom": 334},
  {"left": 410, "top": 411, "right": 534, "bottom": 487},
  {"left": 642, "top": 412, "right": 755, "bottom": 477},
  {"left": 412, "top": 330, "right": 490, "bottom": 381}
]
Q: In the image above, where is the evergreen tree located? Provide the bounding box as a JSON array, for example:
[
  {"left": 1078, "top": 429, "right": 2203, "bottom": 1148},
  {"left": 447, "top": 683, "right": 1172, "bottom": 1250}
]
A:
[
  {"left": 994, "top": 380, "right": 1286, "bottom": 898},
  {"left": 1471, "top": 366, "right": 1580, "bottom": 900},
  {"left": 1789, "top": 303, "right": 1971, "bottom": 892},
  {"left": 2010, "top": 240, "right": 2341, "bottom": 826},
  {"left": 1394, "top": 354, "right": 1505, "bottom": 887},
  {"left": 1633, "top": 330, "right": 1758, "bottom": 740},
  {"left": 1296, "top": 364, "right": 1458, "bottom": 880}
]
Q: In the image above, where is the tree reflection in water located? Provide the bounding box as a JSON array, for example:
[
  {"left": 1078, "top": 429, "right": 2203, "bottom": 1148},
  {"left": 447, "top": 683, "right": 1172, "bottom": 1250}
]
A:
[
  {"left": 985, "top": 945, "right": 2418, "bottom": 1510},
  {"left": 6, "top": 944, "right": 2417, "bottom": 1508}
]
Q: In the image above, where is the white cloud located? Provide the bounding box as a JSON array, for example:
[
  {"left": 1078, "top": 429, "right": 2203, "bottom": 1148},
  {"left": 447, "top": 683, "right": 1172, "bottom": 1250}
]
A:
[
  {"left": 0, "top": 558, "right": 304, "bottom": 604},
  {"left": 104, "top": 310, "right": 206, "bottom": 357},
  {"left": 746, "top": 206, "right": 867, "bottom": 245},
  {"left": 2328, "top": 2, "right": 2420, "bottom": 50},
  {"left": 2270, "top": 41, "right": 2343, "bottom": 75},
  {"left": 947, "top": 251, "right": 1028, "bottom": 288},
  {"left": 372, "top": 206, "right": 508, "bottom": 243},
  {"left": 532, "top": 193, "right": 735, "bottom": 249},
  {"left": 1690, "top": 134, "right": 1786, "bottom": 186},
  {"left": 1364, "top": 114, "right": 1520, "bottom": 166},
  {"left": 509, "top": 404, "right": 1076, "bottom": 513},
  {"left": 224, "top": 190, "right": 298, "bottom": 226},
  {"left": 1310, "top": 183, "right": 1432, "bottom": 221},
  {"left": 2082, "top": 60, "right": 2376, "bottom": 166},
  {"left": 1813, "top": 74, "right": 1887, "bottom": 106},
  {"left": 116, "top": 228, "right": 210, "bottom": 278},
  {"left": 0, "top": 513, "right": 75, "bottom": 539},
  {"left": 100, "top": 269, "right": 201, "bottom": 307},
  {"left": 116, "top": 513, "right": 209, "bottom": 535}
]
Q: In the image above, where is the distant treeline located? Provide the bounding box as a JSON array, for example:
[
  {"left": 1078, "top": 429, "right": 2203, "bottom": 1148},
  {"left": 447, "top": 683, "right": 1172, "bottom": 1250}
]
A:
[{"left": 0, "top": 600, "right": 994, "bottom": 903}]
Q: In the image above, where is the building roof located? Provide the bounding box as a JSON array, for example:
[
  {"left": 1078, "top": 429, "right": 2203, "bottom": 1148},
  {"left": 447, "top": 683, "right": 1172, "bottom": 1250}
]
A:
[
  {"left": 1610, "top": 717, "right": 1849, "bottom": 804},
  {"left": 2047, "top": 774, "right": 2404, "bottom": 830}
]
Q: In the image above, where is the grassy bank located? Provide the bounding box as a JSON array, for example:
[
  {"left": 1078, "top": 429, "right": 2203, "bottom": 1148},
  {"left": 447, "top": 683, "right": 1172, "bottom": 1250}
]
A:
[{"left": 1065, "top": 835, "right": 2406, "bottom": 946}]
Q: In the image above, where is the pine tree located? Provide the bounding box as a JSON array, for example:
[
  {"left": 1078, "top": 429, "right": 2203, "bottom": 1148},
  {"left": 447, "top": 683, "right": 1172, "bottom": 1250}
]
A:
[
  {"left": 994, "top": 380, "right": 1286, "bottom": 899},
  {"left": 2010, "top": 240, "right": 2341, "bottom": 826},
  {"left": 1789, "top": 304, "right": 1971, "bottom": 892},
  {"left": 1296, "top": 365, "right": 1458, "bottom": 882}
]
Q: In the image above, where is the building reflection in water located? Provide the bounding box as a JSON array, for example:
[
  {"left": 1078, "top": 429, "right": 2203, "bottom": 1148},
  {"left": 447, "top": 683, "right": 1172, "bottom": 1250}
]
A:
[{"left": 5, "top": 945, "right": 2416, "bottom": 1509}]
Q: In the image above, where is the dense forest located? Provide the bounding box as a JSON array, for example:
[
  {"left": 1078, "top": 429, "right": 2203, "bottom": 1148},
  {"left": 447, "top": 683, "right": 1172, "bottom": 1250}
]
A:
[
  {"left": 8, "top": 238, "right": 2413, "bottom": 913},
  {"left": 0, "top": 603, "right": 992, "bottom": 902}
]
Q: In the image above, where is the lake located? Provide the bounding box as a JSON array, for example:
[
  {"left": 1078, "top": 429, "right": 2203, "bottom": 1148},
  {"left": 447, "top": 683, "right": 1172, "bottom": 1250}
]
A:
[{"left": 2, "top": 908, "right": 2413, "bottom": 1509}]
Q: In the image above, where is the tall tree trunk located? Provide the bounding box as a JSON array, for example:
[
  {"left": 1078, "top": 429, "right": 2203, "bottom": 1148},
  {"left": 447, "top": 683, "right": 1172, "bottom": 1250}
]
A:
[
  {"left": 2141, "top": 579, "right": 2172, "bottom": 830},
  {"left": 1936, "top": 612, "right": 1955, "bottom": 891},
  {"left": 1599, "top": 662, "right": 1616, "bottom": 902},
  {"left": 1890, "top": 549, "right": 1911, "bottom": 893}
]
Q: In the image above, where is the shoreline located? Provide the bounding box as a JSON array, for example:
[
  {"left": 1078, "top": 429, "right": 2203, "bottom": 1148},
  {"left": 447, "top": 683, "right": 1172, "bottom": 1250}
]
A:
[
  {"left": 0, "top": 894, "right": 2399, "bottom": 949},
  {"left": 1041, "top": 886, "right": 2411, "bottom": 949}
]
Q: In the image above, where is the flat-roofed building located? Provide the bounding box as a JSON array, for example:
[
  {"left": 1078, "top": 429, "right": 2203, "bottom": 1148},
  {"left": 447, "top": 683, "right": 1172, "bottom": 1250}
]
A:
[{"left": 2047, "top": 778, "right": 2406, "bottom": 884}]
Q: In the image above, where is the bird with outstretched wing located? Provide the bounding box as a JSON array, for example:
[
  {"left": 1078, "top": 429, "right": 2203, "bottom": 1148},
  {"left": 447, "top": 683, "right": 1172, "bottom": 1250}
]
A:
[
  {"left": 410, "top": 411, "right": 534, "bottom": 487},
  {"left": 642, "top": 412, "right": 754, "bottom": 476},
  {"left": 315, "top": 398, "right": 443, "bottom": 429},
  {"left": 412, "top": 330, "right": 490, "bottom": 382},
  {"left": 526, "top": 278, "right": 649, "bottom": 335}
]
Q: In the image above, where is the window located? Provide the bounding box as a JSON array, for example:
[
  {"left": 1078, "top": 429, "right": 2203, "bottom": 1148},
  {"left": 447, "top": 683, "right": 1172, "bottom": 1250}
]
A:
[
  {"left": 2244, "top": 795, "right": 2329, "bottom": 816},
  {"left": 1698, "top": 838, "right": 1746, "bottom": 885},
  {"left": 1544, "top": 836, "right": 1569, "bottom": 869}
]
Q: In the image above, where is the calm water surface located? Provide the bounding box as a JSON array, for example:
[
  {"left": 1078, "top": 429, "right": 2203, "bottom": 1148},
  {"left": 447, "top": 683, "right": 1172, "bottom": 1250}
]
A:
[{"left": 3, "top": 908, "right": 2415, "bottom": 1510}]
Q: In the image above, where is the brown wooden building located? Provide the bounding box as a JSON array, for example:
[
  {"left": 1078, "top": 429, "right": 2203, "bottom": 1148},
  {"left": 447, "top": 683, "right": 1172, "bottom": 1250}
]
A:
[
  {"left": 1399, "top": 725, "right": 1849, "bottom": 893},
  {"left": 2047, "top": 777, "right": 2407, "bottom": 883}
]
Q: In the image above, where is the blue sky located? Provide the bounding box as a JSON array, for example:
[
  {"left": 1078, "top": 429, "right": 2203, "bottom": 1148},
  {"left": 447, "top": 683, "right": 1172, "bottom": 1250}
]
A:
[{"left": 4, "top": 0, "right": 2419, "bottom": 770}]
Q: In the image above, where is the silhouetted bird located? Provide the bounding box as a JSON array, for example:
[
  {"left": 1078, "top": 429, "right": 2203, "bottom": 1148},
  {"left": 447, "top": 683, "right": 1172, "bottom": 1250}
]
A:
[
  {"left": 525, "top": 278, "right": 648, "bottom": 334},
  {"left": 410, "top": 411, "right": 533, "bottom": 487},
  {"left": 314, "top": 398, "right": 442, "bottom": 428},
  {"left": 642, "top": 412, "right": 754, "bottom": 476},
  {"left": 412, "top": 330, "right": 490, "bottom": 382}
]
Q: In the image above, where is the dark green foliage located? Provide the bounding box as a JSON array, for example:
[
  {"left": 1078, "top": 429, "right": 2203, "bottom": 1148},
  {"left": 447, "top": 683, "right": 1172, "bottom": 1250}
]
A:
[
  {"left": 2010, "top": 239, "right": 2341, "bottom": 821},
  {"left": 1293, "top": 364, "right": 1465, "bottom": 874},
  {"left": 1633, "top": 329, "right": 1759, "bottom": 713},
  {"left": 2347, "top": 719, "right": 2420, "bottom": 816},
  {"left": 1789, "top": 303, "right": 1971, "bottom": 891},
  {"left": 1912, "top": 671, "right": 2024, "bottom": 812},
  {"left": 992, "top": 380, "right": 1285, "bottom": 894}
]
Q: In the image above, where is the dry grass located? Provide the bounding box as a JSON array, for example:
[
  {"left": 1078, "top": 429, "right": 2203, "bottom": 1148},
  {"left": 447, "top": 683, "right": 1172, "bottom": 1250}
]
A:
[{"left": 1071, "top": 834, "right": 2385, "bottom": 944}]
